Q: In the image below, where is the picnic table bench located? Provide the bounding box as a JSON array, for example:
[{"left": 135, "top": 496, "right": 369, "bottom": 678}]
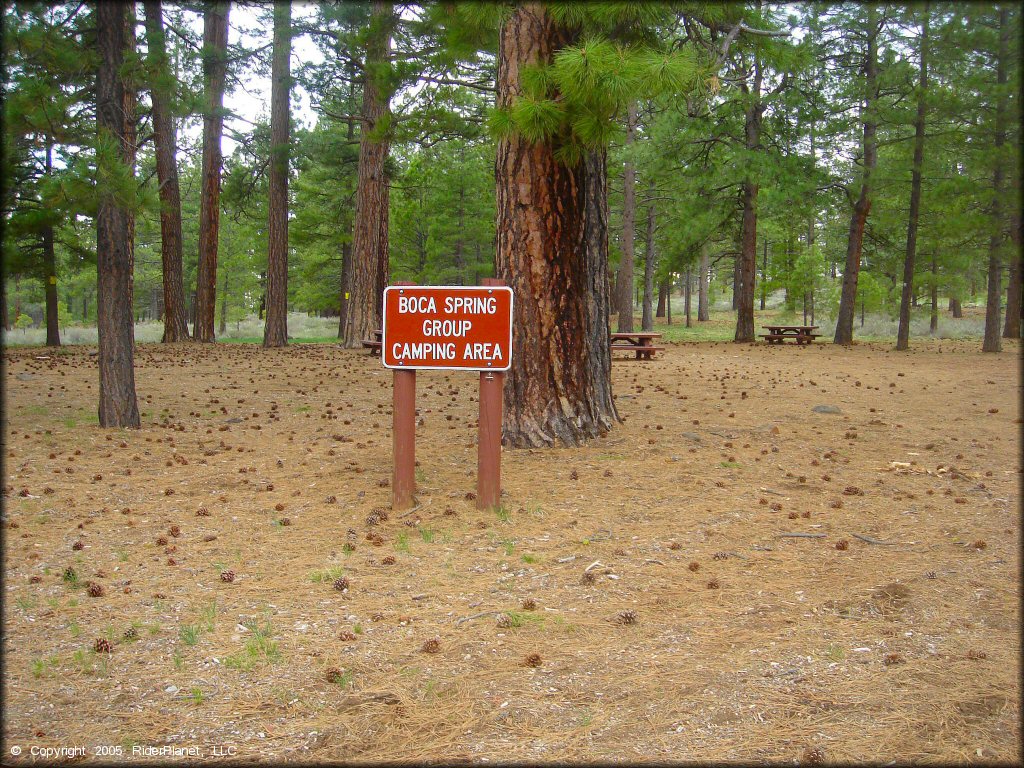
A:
[
  {"left": 610, "top": 332, "right": 664, "bottom": 359},
  {"left": 759, "top": 325, "right": 821, "bottom": 345},
  {"left": 362, "top": 329, "right": 382, "bottom": 355}
]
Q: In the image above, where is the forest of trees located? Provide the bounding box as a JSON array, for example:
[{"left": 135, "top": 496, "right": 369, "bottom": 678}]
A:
[{"left": 2, "top": 2, "right": 1020, "bottom": 438}]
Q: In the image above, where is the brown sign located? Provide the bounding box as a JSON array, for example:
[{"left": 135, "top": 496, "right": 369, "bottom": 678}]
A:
[{"left": 382, "top": 286, "right": 514, "bottom": 371}]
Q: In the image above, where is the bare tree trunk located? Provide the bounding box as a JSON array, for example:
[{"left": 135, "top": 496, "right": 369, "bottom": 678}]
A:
[
  {"left": 685, "top": 266, "right": 692, "bottom": 328},
  {"left": 930, "top": 254, "right": 938, "bottom": 334},
  {"left": 43, "top": 138, "right": 60, "bottom": 347},
  {"left": 194, "top": 1, "right": 229, "bottom": 342},
  {"left": 218, "top": 267, "right": 228, "bottom": 335},
  {"left": 897, "top": 9, "right": 928, "bottom": 351},
  {"left": 759, "top": 236, "right": 768, "bottom": 310},
  {"left": 983, "top": 6, "right": 1008, "bottom": 353},
  {"left": 949, "top": 296, "right": 963, "bottom": 317},
  {"left": 143, "top": 0, "right": 189, "bottom": 343},
  {"left": 641, "top": 182, "right": 656, "bottom": 331},
  {"left": 835, "top": 6, "right": 879, "bottom": 345},
  {"left": 96, "top": 2, "right": 140, "bottom": 428},
  {"left": 495, "top": 3, "right": 616, "bottom": 448},
  {"left": 656, "top": 278, "right": 667, "bottom": 317},
  {"left": 123, "top": 6, "right": 137, "bottom": 328},
  {"left": 698, "top": 241, "right": 709, "bottom": 321},
  {"left": 735, "top": 52, "right": 762, "bottom": 343},
  {"left": 615, "top": 101, "right": 638, "bottom": 332},
  {"left": 263, "top": 1, "right": 291, "bottom": 348},
  {"left": 1003, "top": 208, "right": 1021, "bottom": 338},
  {"left": 342, "top": 0, "right": 393, "bottom": 348}
]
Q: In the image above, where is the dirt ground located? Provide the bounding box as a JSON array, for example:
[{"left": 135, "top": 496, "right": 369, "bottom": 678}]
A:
[{"left": 2, "top": 337, "right": 1020, "bottom": 764}]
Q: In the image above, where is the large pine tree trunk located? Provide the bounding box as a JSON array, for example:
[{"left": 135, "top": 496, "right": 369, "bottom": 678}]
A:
[
  {"left": 263, "top": 1, "right": 291, "bottom": 348},
  {"left": 896, "top": 11, "right": 928, "bottom": 351},
  {"left": 43, "top": 139, "right": 60, "bottom": 347},
  {"left": 495, "top": 3, "right": 616, "bottom": 448},
  {"left": 143, "top": 0, "right": 189, "bottom": 343},
  {"left": 835, "top": 7, "right": 879, "bottom": 345},
  {"left": 615, "top": 101, "right": 638, "bottom": 332},
  {"left": 123, "top": 6, "right": 137, "bottom": 327},
  {"left": 735, "top": 56, "right": 762, "bottom": 344},
  {"left": 342, "top": 0, "right": 392, "bottom": 348},
  {"left": 1004, "top": 208, "right": 1022, "bottom": 338},
  {"left": 193, "top": 1, "right": 229, "bottom": 342},
  {"left": 698, "top": 241, "right": 709, "bottom": 321},
  {"left": 983, "top": 6, "right": 1008, "bottom": 353},
  {"left": 95, "top": 2, "right": 140, "bottom": 428},
  {"left": 641, "top": 183, "right": 656, "bottom": 331}
]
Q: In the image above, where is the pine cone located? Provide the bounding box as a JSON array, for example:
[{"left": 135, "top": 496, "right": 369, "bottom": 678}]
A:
[
  {"left": 420, "top": 637, "right": 441, "bottom": 654},
  {"left": 381, "top": 555, "right": 396, "bottom": 565},
  {"left": 123, "top": 627, "right": 138, "bottom": 641},
  {"left": 522, "top": 653, "right": 542, "bottom": 668},
  {"left": 339, "top": 631, "right": 357, "bottom": 641},
  {"left": 614, "top": 609, "right": 638, "bottom": 625},
  {"left": 495, "top": 613, "right": 514, "bottom": 628},
  {"left": 86, "top": 582, "right": 105, "bottom": 598},
  {"left": 220, "top": 570, "right": 235, "bottom": 583},
  {"left": 93, "top": 638, "right": 112, "bottom": 654},
  {"left": 332, "top": 576, "right": 349, "bottom": 592},
  {"left": 325, "top": 667, "right": 346, "bottom": 684},
  {"left": 521, "top": 598, "right": 537, "bottom": 611}
]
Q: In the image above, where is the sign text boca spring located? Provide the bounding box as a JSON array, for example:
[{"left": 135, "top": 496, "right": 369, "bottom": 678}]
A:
[{"left": 382, "top": 286, "right": 513, "bottom": 371}]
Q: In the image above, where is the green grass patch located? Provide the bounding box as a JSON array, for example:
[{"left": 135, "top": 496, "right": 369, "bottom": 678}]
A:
[{"left": 308, "top": 566, "right": 346, "bottom": 583}]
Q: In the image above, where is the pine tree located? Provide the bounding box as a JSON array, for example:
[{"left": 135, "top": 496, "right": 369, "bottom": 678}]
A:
[
  {"left": 263, "top": 1, "right": 292, "bottom": 348},
  {"left": 95, "top": 2, "right": 140, "bottom": 428},
  {"left": 194, "top": 1, "right": 230, "bottom": 342},
  {"left": 143, "top": 0, "right": 189, "bottom": 343}
]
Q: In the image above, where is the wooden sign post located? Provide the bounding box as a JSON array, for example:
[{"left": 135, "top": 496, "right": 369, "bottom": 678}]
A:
[{"left": 381, "top": 282, "right": 513, "bottom": 511}]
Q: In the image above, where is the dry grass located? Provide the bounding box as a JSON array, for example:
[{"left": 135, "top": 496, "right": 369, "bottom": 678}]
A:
[{"left": 2, "top": 338, "right": 1019, "bottom": 763}]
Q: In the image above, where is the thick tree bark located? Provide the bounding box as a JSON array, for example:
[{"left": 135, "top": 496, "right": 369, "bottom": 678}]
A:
[
  {"left": 641, "top": 183, "right": 656, "bottom": 331},
  {"left": 194, "top": 1, "right": 229, "bottom": 342},
  {"left": 342, "top": 1, "right": 392, "bottom": 348},
  {"left": 123, "top": 6, "right": 137, "bottom": 326},
  {"left": 95, "top": 3, "right": 140, "bottom": 428},
  {"left": 143, "top": 0, "right": 189, "bottom": 343},
  {"left": 698, "top": 241, "right": 709, "bottom": 321},
  {"left": 1004, "top": 209, "right": 1022, "bottom": 338},
  {"left": 263, "top": 1, "right": 291, "bottom": 348},
  {"left": 897, "top": 10, "right": 928, "bottom": 351},
  {"left": 615, "top": 101, "right": 638, "bottom": 332},
  {"left": 495, "top": 3, "right": 616, "bottom": 448},
  {"left": 43, "top": 139, "right": 60, "bottom": 347},
  {"left": 983, "top": 6, "right": 1008, "bottom": 353},
  {"left": 835, "top": 7, "right": 879, "bottom": 345}
]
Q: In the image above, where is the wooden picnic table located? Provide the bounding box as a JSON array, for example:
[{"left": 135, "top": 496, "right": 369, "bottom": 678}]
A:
[
  {"left": 362, "top": 328, "right": 383, "bottom": 355},
  {"left": 759, "top": 325, "right": 821, "bottom": 345},
  {"left": 610, "top": 331, "right": 665, "bottom": 360}
]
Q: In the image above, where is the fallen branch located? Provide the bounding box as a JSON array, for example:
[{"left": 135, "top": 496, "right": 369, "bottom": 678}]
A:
[
  {"left": 851, "top": 533, "right": 897, "bottom": 546},
  {"left": 778, "top": 532, "right": 826, "bottom": 539},
  {"left": 643, "top": 559, "right": 666, "bottom": 566},
  {"left": 455, "top": 610, "right": 503, "bottom": 626}
]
